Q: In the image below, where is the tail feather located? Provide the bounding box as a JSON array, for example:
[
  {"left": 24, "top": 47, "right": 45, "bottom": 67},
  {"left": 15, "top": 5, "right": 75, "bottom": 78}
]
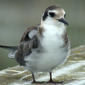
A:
[
  {"left": 0, "top": 45, "right": 17, "bottom": 50},
  {"left": 0, "top": 45, "right": 18, "bottom": 59}
]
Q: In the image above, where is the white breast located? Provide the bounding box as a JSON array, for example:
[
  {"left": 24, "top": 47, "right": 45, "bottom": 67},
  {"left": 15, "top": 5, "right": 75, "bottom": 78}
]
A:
[
  {"left": 36, "top": 23, "right": 69, "bottom": 71},
  {"left": 25, "top": 21, "right": 69, "bottom": 72},
  {"left": 41, "top": 24, "right": 65, "bottom": 51}
]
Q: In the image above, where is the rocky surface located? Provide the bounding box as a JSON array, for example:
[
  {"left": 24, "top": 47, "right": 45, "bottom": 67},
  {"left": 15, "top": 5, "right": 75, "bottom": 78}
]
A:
[{"left": 0, "top": 45, "right": 85, "bottom": 85}]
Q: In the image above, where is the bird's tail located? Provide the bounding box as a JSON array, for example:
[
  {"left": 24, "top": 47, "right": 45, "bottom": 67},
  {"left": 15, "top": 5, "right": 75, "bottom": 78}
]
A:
[
  {"left": 0, "top": 45, "right": 18, "bottom": 58},
  {"left": 0, "top": 45, "right": 17, "bottom": 50}
]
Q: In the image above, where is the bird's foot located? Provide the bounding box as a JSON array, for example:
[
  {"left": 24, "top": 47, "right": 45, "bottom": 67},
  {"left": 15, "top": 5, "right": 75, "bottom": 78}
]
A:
[
  {"left": 32, "top": 80, "right": 45, "bottom": 84},
  {"left": 47, "top": 79, "right": 64, "bottom": 84},
  {"left": 32, "top": 80, "right": 64, "bottom": 84}
]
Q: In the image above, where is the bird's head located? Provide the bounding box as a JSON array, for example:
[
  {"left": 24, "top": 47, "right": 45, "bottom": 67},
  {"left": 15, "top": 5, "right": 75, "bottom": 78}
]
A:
[{"left": 41, "top": 5, "right": 69, "bottom": 27}]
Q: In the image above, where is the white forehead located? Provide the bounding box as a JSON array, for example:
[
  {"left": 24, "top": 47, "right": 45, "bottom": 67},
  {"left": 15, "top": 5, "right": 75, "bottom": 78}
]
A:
[{"left": 48, "top": 9, "right": 65, "bottom": 15}]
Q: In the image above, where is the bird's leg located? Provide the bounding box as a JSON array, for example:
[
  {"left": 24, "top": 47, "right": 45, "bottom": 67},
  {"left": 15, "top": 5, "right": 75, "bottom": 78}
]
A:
[
  {"left": 32, "top": 73, "right": 36, "bottom": 83},
  {"left": 48, "top": 72, "right": 64, "bottom": 83},
  {"left": 32, "top": 72, "right": 44, "bottom": 83},
  {"left": 49, "top": 72, "right": 53, "bottom": 82}
]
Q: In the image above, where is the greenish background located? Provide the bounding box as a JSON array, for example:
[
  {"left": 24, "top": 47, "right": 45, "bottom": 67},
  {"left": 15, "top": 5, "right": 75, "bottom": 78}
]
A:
[{"left": 0, "top": 0, "right": 85, "bottom": 70}]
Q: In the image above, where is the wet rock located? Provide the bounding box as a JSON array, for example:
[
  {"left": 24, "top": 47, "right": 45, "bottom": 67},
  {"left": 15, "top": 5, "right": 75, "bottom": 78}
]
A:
[{"left": 0, "top": 45, "right": 85, "bottom": 85}]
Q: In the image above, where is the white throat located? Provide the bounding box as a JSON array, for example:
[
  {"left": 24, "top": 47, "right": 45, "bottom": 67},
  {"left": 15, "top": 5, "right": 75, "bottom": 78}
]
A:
[{"left": 41, "top": 17, "right": 66, "bottom": 36}]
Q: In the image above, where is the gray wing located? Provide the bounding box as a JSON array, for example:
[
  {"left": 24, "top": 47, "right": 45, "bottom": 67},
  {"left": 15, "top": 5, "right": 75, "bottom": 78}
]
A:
[{"left": 15, "top": 26, "right": 39, "bottom": 66}]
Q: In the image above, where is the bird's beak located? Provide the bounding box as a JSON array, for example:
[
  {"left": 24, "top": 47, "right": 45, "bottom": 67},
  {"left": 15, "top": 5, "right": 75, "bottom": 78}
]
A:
[{"left": 58, "top": 18, "right": 69, "bottom": 26}]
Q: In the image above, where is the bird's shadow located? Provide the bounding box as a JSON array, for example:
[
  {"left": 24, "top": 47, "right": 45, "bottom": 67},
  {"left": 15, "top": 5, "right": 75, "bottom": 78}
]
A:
[{"left": 32, "top": 81, "right": 64, "bottom": 84}]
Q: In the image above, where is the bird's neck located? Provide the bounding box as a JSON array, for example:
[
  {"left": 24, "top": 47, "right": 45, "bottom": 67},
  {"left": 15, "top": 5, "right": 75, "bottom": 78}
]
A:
[
  {"left": 41, "top": 17, "right": 57, "bottom": 26},
  {"left": 41, "top": 19, "right": 66, "bottom": 36}
]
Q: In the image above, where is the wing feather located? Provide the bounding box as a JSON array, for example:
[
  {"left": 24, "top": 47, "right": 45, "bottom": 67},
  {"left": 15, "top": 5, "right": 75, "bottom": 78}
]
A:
[{"left": 15, "top": 26, "right": 39, "bottom": 66}]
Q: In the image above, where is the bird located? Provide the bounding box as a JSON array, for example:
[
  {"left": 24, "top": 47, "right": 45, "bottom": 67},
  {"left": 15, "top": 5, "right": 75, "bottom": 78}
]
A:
[{"left": 0, "top": 5, "right": 70, "bottom": 83}]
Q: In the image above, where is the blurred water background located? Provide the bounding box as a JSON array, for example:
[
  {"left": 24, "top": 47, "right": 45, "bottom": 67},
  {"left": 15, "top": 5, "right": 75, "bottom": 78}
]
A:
[{"left": 0, "top": 0, "right": 85, "bottom": 70}]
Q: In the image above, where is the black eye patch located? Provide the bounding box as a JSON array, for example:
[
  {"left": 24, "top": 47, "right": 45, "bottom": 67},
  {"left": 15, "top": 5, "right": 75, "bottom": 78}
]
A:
[
  {"left": 42, "top": 11, "right": 48, "bottom": 21},
  {"left": 64, "top": 14, "right": 66, "bottom": 17},
  {"left": 49, "top": 12, "right": 55, "bottom": 17}
]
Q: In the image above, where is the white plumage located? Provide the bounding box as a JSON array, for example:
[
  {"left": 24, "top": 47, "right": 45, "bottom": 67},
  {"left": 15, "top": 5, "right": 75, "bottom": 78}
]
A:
[{"left": 25, "top": 16, "right": 69, "bottom": 72}]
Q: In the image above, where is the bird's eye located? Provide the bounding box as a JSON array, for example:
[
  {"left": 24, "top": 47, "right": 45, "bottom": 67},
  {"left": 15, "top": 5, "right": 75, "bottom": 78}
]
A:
[
  {"left": 49, "top": 12, "right": 55, "bottom": 17},
  {"left": 64, "top": 14, "right": 66, "bottom": 17}
]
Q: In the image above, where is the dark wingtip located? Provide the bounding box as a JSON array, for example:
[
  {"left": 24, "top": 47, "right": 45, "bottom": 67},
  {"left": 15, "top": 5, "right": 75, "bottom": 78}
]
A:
[{"left": 0, "top": 45, "right": 17, "bottom": 50}]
